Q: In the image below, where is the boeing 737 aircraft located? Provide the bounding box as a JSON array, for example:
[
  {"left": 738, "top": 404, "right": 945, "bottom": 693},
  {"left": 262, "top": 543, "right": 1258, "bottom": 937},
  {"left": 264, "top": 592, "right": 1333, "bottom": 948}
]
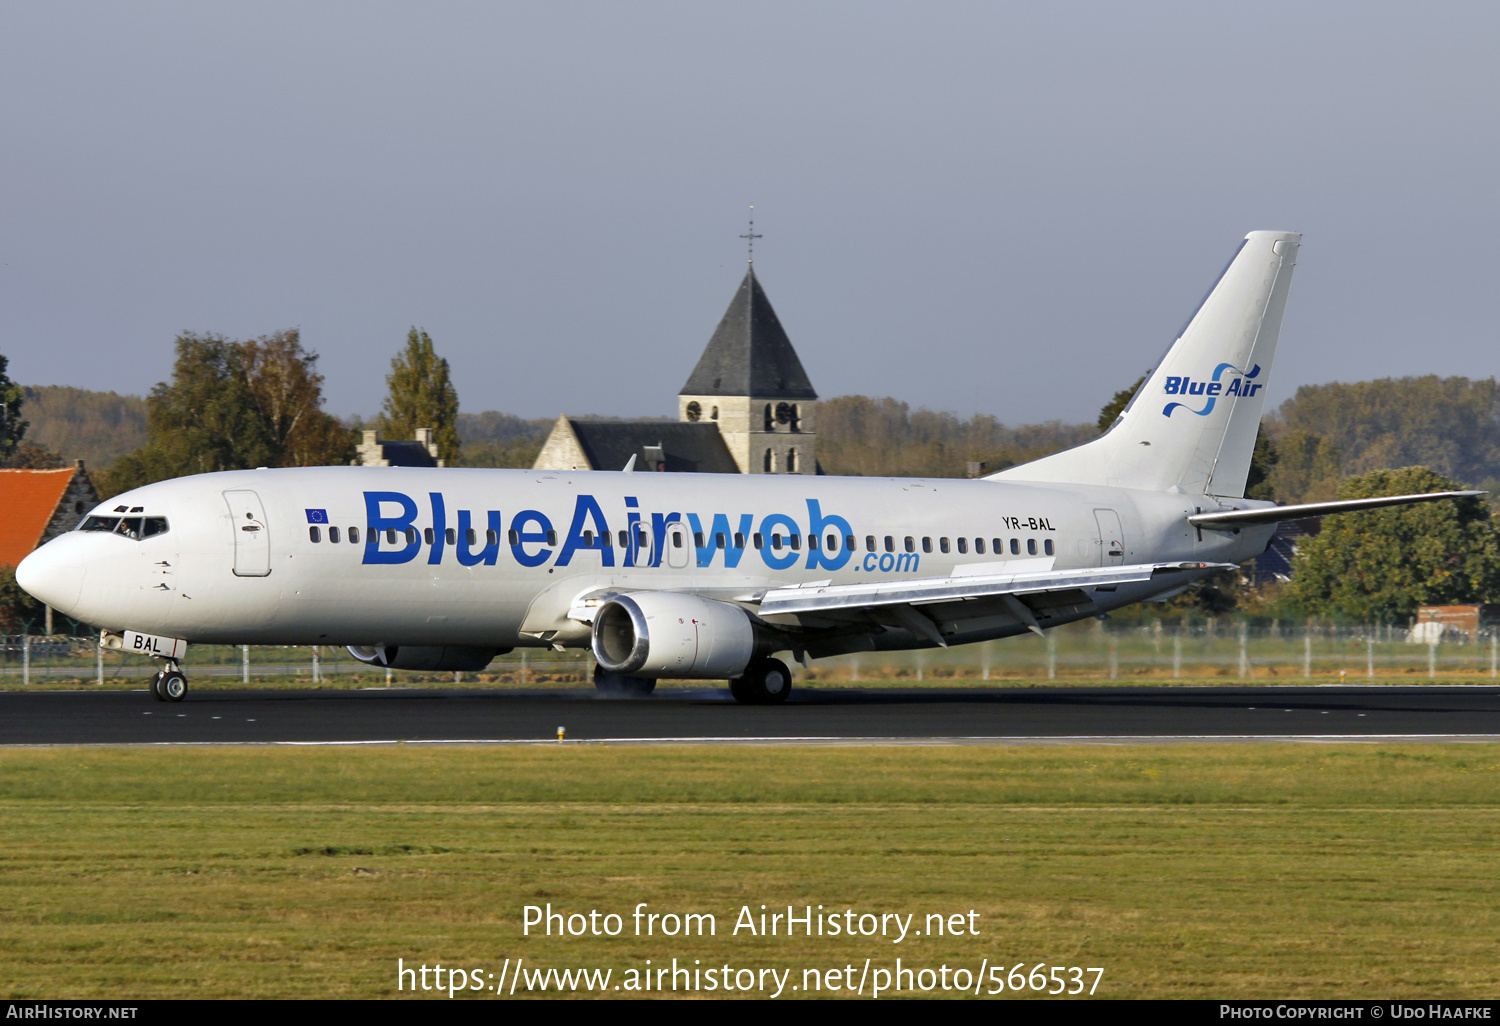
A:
[{"left": 17, "top": 231, "right": 1479, "bottom": 703}]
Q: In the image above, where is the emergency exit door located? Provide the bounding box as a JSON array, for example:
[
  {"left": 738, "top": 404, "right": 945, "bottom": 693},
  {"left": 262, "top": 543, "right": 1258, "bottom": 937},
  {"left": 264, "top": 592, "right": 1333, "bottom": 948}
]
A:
[{"left": 224, "top": 490, "right": 271, "bottom": 577}]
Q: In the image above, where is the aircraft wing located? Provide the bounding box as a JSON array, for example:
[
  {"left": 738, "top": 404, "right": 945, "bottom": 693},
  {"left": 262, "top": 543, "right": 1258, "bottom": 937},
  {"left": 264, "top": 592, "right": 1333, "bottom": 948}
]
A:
[
  {"left": 754, "top": 561, "right": 1232, "bottom": 643},
  {"left": 1188, "top": 491, "right": 1485, "bottom": 529}
]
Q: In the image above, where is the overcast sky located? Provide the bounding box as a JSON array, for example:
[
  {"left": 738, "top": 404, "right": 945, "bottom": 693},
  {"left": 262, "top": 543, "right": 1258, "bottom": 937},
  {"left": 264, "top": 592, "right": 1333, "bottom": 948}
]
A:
[{"left": 1, "top": 1, "right": 1496, "bottom": 426}]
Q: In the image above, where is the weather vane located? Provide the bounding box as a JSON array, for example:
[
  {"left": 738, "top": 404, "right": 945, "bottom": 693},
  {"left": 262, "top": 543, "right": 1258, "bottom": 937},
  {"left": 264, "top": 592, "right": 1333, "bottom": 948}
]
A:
[{"left": 740, "top": 205, "right": 762, "bottom": 264}]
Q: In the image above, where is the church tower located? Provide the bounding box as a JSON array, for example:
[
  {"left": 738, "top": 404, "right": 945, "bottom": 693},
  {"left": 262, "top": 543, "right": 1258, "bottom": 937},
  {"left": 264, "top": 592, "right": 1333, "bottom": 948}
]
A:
[{"left": 678, "top": 266, "right": 818, "bottom": 474}]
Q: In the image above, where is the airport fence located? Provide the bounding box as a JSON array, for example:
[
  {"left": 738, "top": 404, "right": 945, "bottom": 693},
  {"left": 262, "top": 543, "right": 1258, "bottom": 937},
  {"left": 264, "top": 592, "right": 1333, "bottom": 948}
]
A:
[{"left": 2, "top": 621, "right": 1498, "bottom": 685}]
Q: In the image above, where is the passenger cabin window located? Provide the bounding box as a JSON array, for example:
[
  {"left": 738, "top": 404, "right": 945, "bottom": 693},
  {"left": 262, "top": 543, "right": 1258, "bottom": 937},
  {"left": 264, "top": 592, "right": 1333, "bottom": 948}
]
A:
[
  {"left": 1027, "top": 538, "right": 1037, "bottom": 555},
  {"left": 467, "top": 529, "right": 477, "bottom": 545},
  {"left": 771, "top": 534, "right": 783, "bottom": 550},
  {"left": 975, "top": 538, "right": 985, "bottom": 554},
  {"left": 939, "top": 538, "right": 950, "bottom": 553},
  {"left": 753, "top": 533, "right": 763, "bottom": 549},
  {"left": 904, "top": 536, "right": 915, "bottom": 553},
  {"left": 424, "top": 528, "right": 434, "bottom": 545},
  {"left": 446, "top": 528, "right": 456, "bottom": 545},
  {"left": 808, "top": 535, "right": 818, "bottom": 550},
  {"left": 922, "top": 537, "right": 932, "bottom": 553},
  {"left": 584, "top": 530, "right": 597, "bottom": 546},
  {"left": 1044, "top": 539, "right": 1054, "bottom": 556},
  {"left": 957, "top": 538, "right": 967, "bottom": 554},
  {"left": 330, "top": 527, "right": 341, "bottom": 543},
  {"left": 693, "top": 532, "right": 704, "bottom": 547},
  {"left": 845, "top": 535, "right": 856, "bottom": 552},
  {"left": 866, "top": 536, "right": 876, "bottom": 551},
  {"left": 546, "top": 530, "right": 558, "bottom": 546},
  {"left": 716, "top": 533, "right": 726, "bottom": 549},
  {"left": 734, "top": 532, "right": 745, "bottom": 548},
  {"left": 309, "top": 526, "right": 321, "bottom": 543},
  {"left": 790, "top": 535, "right": 801, "bottom": 550},
  {"left": 349, "top": 527, "right": 359, "bottom": 544},
  {"left": 884, "top": 536, "right": 894, "bottom": 552},
  {"left": 486, "top": 529, "right": 497, "bottom": 546},
  {"left": 1010, "top": 539, "right": 1020, "bottom": 555},
  {"left": 406, "top": 528, "right": 418, "bottom": 545}
]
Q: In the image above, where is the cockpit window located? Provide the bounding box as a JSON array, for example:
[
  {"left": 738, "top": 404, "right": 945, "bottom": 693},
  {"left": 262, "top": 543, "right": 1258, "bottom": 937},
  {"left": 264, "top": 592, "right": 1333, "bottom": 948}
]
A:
[{"left": 80, "top": 515, "right": 169, "bottom": 539}]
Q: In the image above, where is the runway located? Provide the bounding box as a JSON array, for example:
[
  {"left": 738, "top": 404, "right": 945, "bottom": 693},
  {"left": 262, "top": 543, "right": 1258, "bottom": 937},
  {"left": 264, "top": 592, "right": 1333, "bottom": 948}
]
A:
[{"left": 4, "top": 684, "right": 1500, "bottom": 745}]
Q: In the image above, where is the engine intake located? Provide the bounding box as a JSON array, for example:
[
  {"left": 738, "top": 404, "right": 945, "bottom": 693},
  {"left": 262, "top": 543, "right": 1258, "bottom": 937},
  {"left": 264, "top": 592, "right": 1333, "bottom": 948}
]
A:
[
  {"left": 592, "top": 593, "right": 757, "bottom": 679},
  {"left": 346, "top": 645, "right": 503, "bottom": 672}
]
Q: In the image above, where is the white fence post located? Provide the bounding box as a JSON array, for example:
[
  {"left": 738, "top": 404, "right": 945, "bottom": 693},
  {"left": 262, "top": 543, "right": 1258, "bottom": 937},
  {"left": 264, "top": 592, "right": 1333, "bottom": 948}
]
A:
[
  {"left": 1108, "top": 635, "right": 1118, "bottom": 680},
  {"left": 22, "top": 634, "right": 30, "bottom": 686},
  {"left": 1303, "top": 631, "right": 1312, "bottom": 679},
  {"left": 1428, "top": 640, "right": 1437, "bottom": 679},
  {"left": 1367, "top": 632, "right": 1375, "bottom": 680},
  {"left": 1046, "top": 633, "right": 1056, "bottom": 680},
  {"left": 312, "top": 647, "right": 321, "bottom": 684},
  {"left": 1238, "top": 622, "right": 1248, "bottom": 679},
  {"left": 1173, "top": 632, "right": 1182, "bottom": 679},
  {"left": 96, "top": 635, "right": 103, "bottom": 685},
  {"left": 850, "top": 655, "right": 859, "bottom": 683},
  {"left": 242, "top": 645, "right": 249, "bottom": 684}
]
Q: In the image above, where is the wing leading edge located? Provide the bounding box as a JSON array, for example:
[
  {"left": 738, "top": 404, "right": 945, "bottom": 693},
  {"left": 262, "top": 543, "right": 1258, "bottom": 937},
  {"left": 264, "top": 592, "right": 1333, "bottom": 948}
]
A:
[{"left": 756, "top": 561, "right": 1233, "bottom": 624}]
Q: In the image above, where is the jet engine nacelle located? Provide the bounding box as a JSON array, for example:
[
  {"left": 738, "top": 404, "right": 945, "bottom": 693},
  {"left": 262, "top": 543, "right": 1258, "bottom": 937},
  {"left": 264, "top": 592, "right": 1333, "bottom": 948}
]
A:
[
  {"left": 592, "top": 592, "right": 757, "bottom": 679},
  {"left": 346, "top": 645, "right": 503, "bottom": 672}
]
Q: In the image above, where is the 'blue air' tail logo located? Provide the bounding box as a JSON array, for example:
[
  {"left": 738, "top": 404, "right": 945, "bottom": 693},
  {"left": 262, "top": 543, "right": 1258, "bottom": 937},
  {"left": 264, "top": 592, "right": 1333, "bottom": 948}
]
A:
[{"left": 1162, "top": 363, "right": 1263, "bottom": 417}]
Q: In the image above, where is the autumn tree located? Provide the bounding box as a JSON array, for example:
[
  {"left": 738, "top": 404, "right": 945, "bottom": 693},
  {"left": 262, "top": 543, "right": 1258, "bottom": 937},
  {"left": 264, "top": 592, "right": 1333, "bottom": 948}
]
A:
[
  {"left": 1286, "top": 466, "right": 1500, "bottom": 622},
  {"left": 0, "top": 353, "right": 28, "bottom": 462},
  {"left": 378, "top": 328, "right": 460, "bottom": 464},
  {"left": 102, "top": 331, "right": 352, "bottom": 496}
]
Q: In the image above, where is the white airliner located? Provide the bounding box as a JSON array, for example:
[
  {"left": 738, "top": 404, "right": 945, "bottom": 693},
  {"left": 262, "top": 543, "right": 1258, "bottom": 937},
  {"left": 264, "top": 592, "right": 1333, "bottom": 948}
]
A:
[{"left": 17, "top": 231, "right": 1479, "bottom": 703}]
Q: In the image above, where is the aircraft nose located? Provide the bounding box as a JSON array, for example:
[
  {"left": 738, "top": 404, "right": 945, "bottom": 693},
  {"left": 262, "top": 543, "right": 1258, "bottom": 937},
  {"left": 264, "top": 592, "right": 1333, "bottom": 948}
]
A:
[{"left": 15, "top": 546, "right": 86, "bottom": 614}]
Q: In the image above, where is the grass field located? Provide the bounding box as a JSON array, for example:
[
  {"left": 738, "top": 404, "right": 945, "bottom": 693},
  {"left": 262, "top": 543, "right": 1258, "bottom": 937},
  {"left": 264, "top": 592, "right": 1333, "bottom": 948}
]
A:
[{"left": 2, "top": 744, "right": 1499, "bottom": 999}]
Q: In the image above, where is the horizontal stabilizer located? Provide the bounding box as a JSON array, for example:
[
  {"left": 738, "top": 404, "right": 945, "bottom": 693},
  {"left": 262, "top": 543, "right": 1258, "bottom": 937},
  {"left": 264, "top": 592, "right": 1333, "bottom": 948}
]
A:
[
  {"left": 756, "top": 561, "right": 1234, "bottom": 618},
  {"left": 1188, "top": 491, "right": 1486, "bottom": 529}
]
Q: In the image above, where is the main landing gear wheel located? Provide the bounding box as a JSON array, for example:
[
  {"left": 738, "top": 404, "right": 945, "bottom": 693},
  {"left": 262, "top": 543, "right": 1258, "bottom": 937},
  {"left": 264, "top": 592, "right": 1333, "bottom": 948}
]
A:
[
  {"left": 151, "top": 669, "right": 187, "bottom": 703},
  {"left": 593, "top": 666, "right": 656, "bottom": 697},
  {"left": 729, "top": 657, "right": 792, "bottom": 705}
]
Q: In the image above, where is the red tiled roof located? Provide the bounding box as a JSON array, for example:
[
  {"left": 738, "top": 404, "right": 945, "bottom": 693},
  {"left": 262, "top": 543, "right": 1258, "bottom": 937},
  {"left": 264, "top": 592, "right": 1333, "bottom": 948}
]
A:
[{"left": 0, "top": 468, "right": 77, "bottom": 569}]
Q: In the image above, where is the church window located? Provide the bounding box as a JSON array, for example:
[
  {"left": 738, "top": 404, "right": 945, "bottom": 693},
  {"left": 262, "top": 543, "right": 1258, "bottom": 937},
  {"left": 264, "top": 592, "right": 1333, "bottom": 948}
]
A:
[
  {"left": 684, "top": 401, "right": 702, "bottom": 422},
  {"left": 764, "top": 449, "right": 773, "bottom": 472},
  {"left": 787, "top": 449, "right": 797, "bottom": 473},
  {"left": 764, "top": 405, "right": 774, "bottom": 431},
  {"left": 711, "top": 406, "right": 719, "bottom": 420}
]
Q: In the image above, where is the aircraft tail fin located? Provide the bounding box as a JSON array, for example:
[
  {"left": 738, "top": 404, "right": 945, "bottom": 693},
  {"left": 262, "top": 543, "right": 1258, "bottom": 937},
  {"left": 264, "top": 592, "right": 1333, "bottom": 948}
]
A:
[{"left": 990, "top": 230, "right": 1300, "bottom": 497}]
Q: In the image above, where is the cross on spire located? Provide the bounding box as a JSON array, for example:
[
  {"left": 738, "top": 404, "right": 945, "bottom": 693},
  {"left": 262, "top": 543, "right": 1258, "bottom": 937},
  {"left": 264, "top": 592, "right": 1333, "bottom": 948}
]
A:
[{"left": 739, "top": 205, "right": 762, "bottom": 264}]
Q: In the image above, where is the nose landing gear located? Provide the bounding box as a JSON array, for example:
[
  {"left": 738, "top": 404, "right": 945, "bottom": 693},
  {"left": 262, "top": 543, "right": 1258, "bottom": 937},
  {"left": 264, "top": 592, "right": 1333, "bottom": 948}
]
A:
[{"left": 150, "top": 660, "right": 188, "bottom": 702}]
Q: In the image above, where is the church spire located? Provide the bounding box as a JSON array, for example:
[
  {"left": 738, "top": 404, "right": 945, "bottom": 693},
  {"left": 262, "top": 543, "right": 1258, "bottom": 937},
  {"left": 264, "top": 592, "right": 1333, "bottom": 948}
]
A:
[{"left": 680, "top": 266, "right": 817, "bottom": 400}]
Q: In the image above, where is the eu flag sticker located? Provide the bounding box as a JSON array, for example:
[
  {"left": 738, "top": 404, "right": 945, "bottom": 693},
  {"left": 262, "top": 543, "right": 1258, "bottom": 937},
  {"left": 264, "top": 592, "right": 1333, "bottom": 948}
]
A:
[{"left": 305, "top": 509, "right": 329, "bottom": 524}]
